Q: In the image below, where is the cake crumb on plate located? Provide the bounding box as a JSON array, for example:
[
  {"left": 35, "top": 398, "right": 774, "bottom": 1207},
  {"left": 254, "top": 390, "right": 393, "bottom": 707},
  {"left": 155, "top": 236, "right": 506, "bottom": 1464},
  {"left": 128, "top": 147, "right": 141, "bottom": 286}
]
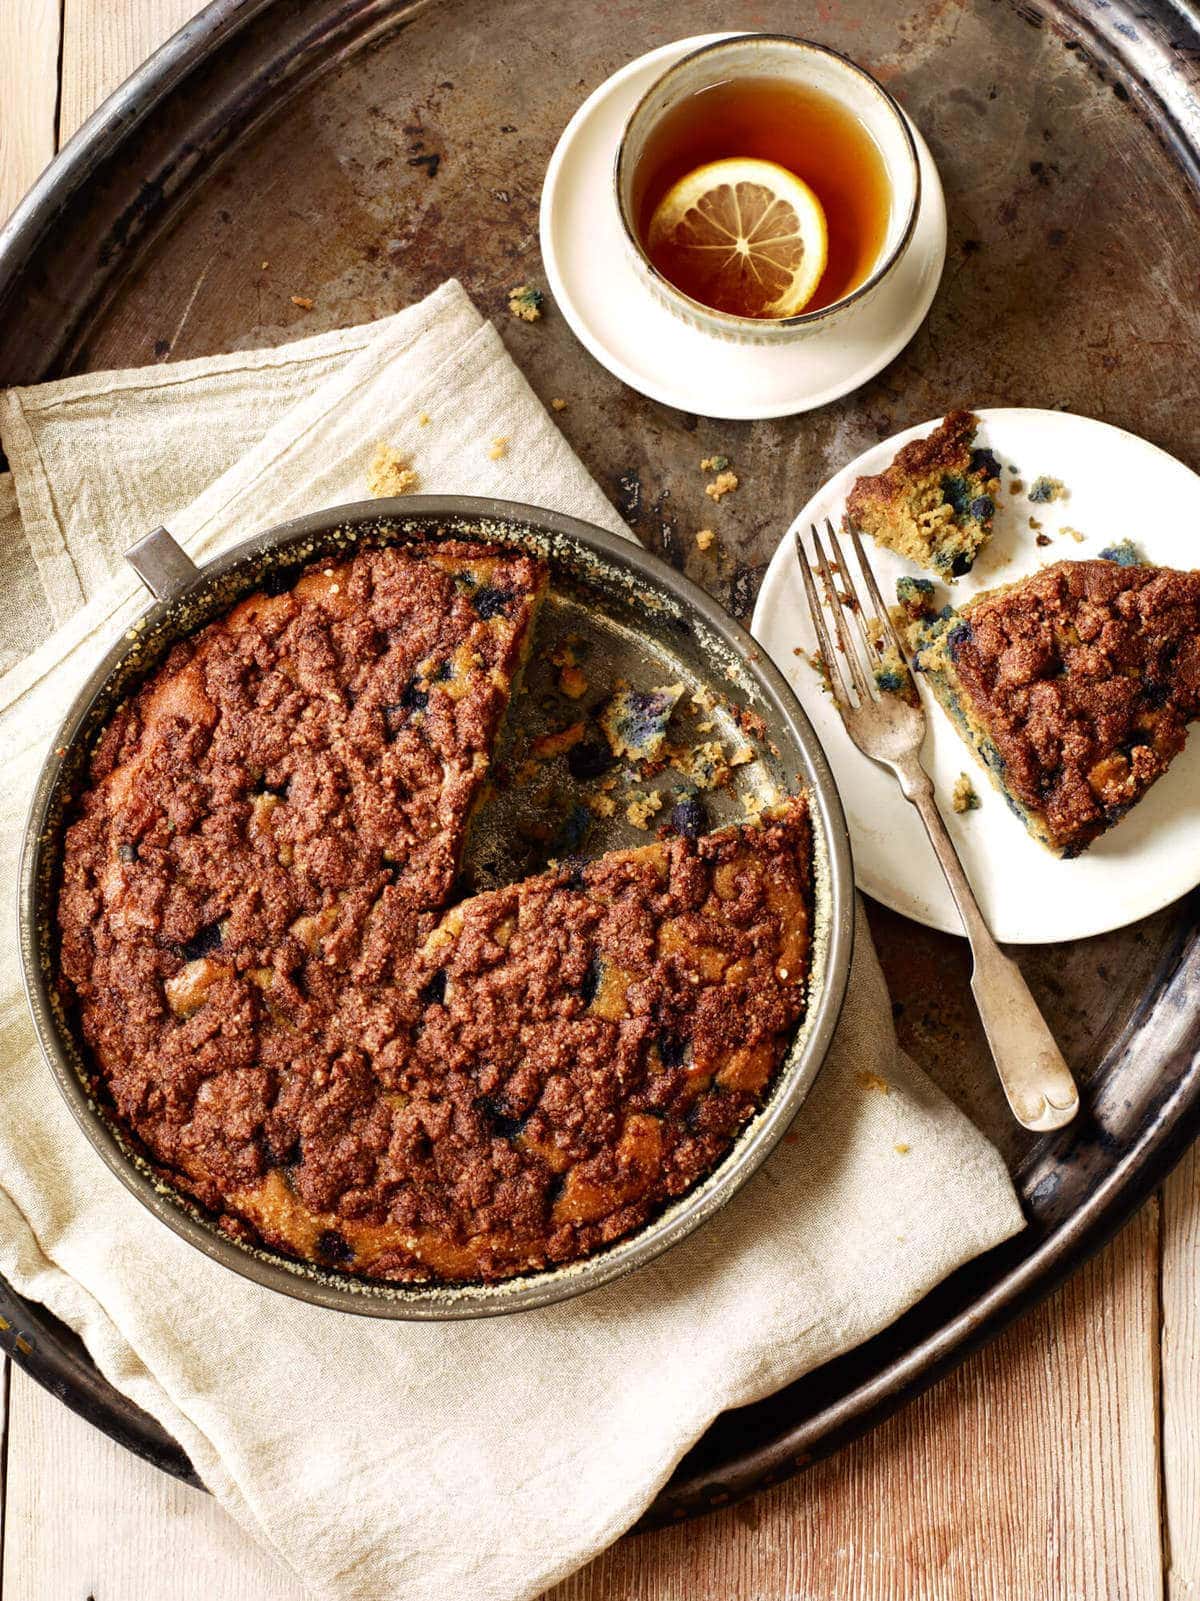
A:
[
  {"left": 1028, "top": 475, "right": 1068, "bottom": 503},
  {"left": 951, "top": 773, "right": 981, "bottom": 813}
]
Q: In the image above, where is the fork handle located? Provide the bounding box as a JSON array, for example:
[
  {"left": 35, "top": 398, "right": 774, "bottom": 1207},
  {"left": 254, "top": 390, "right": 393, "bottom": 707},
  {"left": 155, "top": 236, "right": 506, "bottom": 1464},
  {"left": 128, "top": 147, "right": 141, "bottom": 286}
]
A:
[{"left": 893, "top": 759, "right": 1080, "bottom": 1133}]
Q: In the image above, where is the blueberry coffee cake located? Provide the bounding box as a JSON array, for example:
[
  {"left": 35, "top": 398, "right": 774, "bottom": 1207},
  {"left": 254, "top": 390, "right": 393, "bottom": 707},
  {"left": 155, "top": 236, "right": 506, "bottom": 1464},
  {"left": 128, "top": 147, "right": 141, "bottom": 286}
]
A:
[
  {"left": 897, "top": 558, "right": 1200, "bottom": 855},
  {"left": 846, "top": 409, "right": 1001, "bottom": 579},
  {"left": 225, "top": 804, "right": 812, "bottom": 1282},
  {"left": 57, "top": 538, "right": 815, "bottom": 1284}
]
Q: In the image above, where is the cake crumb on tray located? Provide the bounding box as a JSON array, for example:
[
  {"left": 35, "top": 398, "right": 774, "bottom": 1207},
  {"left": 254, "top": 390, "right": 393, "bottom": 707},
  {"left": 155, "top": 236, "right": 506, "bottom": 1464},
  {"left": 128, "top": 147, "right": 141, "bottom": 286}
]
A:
[
  {"left": 705, "top": 470, "right": 738, "bottom": 503},
  {"left": 508, "top": 284, "right": 544, "bottom": 321}
]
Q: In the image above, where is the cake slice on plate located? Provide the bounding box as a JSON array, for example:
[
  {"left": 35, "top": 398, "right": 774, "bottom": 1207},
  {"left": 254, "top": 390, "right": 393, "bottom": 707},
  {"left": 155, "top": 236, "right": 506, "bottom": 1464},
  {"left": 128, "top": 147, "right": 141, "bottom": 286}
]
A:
[
  {"left": 898, "top": 558, "right": 1200, "bottom": 856},
  {"left": 846, "top": 409, "right": 1000, "bottom": 579}
]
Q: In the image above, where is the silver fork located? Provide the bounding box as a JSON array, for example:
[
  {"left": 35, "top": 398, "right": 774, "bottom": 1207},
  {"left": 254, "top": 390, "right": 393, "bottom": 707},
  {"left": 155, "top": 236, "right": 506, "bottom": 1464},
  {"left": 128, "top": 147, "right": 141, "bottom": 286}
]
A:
[{"left": 796, "top": 517, "right": 1080, "bottom": 1133}]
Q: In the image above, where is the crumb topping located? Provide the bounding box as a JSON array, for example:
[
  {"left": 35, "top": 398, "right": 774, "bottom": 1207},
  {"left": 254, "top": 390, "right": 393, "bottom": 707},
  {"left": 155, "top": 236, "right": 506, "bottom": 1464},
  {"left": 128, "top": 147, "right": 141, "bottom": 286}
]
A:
[{"left": 57, "top": 542, "right": 813, "bottom": 1284}]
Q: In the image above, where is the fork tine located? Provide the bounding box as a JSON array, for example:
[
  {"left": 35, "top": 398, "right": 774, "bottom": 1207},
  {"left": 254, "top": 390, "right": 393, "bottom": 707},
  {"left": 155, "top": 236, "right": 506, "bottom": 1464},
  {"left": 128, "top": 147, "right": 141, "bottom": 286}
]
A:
[
  {"left": 793, "top": 526, "right": 852, "bottom": 708},
  {"left": 824, "top": 518, "right": 884, "bottom": 679},
  {"left": 844, "top": 518, "right": 913, "bottom": 668},
  {"left": 811, "top": 522, "right": 875, "bottom": 705}
]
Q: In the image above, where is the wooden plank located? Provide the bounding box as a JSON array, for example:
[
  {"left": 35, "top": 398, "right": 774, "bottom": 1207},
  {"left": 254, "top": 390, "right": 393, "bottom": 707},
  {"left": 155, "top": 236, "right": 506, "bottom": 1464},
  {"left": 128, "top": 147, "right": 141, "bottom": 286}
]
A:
[
  {"left": 0, "top": 1359, "right": 9, "bottom": 1591},
  {"left": 58, "top": 0, "right": 206, "bottom": 142},
  {"left": 0, "top": 1, "right": 55, "bottom": 1583},
  {"left": 0, "top": 1214, "right": 1163, "bottom": 1601},
  {"left": 1164, "top": 1146, "right": 1200, "bottom": 1600},
  {"left": 0, "top": 0, "right": 61, "bottom": 223},
  {"left": 3, "top": 1366, "right": 304, "bottom": 1601},
  {"left": 550, "top": 1208, "right": 1164, "bottom": 1601}
]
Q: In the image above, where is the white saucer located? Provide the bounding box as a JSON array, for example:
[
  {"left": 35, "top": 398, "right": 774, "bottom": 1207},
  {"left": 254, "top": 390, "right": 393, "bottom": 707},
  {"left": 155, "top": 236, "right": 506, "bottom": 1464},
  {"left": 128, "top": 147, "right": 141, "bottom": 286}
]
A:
[
  {"left": 539, "top": 34, "right": 947, "bottom": 421},
  {"left": 751, "top": 408, "right": 1200, "bottom": 944}
]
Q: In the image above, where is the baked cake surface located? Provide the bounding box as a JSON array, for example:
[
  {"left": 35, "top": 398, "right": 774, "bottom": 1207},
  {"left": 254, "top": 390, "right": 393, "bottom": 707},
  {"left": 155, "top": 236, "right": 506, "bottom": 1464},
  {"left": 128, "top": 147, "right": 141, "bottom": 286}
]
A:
[
  {"left": 900, "top": 559, "right": 1200, "bottom": 855},
  {"left": 56, "top": 540, "right": 815, "bottom": 1284},
  {"left": 846, "top": 409, "right": 1000, "bottom": 579},
  {"left": 227, "top": 804, "right": 812, "bottom": 1282}
]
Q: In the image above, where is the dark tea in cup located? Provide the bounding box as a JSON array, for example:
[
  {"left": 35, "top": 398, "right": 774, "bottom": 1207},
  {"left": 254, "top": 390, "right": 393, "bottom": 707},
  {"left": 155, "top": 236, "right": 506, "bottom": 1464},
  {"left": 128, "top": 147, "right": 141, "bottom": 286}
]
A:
[{"left": 633, "top": 76, "right": 891, "bottom": 319}]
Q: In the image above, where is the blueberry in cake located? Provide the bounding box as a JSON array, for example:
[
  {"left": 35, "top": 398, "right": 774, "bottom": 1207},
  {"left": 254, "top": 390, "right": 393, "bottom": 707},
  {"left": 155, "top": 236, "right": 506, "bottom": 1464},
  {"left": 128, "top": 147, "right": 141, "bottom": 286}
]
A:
[
  {"left": 57, "top": 539, "right": 815, "bottom": 1284},
  {"left": 1098, "top": 539, "right": 1142, "bottom": 568},
  {"left": 898, "top": 557, "right": 1200, "bottom": 855},
  {"left": 598, "top": 683, "right": 685, "bottom": 761},
  {"left": 864, "top": 616, "right": 919, "bottom": 705},
  {"left": 845, "top": 409, "right": 1001, "bottom": 579}
]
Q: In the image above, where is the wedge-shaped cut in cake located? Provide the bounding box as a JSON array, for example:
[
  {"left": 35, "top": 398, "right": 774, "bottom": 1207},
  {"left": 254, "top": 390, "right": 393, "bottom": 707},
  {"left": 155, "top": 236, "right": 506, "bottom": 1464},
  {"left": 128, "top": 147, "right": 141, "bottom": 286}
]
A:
[
  {"left": 846, "top": 409, "right": 1000, "bottom": 579},
  {"left": 225, "top": 801, "right": 813, "bottom": 1283},
  {"left": 898, "top": 559, "right": 1200, "bottom": 856}
]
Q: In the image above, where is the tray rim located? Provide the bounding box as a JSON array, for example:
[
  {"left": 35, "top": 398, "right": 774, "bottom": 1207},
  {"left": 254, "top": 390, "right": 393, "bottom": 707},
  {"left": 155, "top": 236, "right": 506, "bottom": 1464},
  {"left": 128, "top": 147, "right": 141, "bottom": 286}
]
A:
[{"left": 0, "top": 0, "right": 1198, "bottom": 1528}]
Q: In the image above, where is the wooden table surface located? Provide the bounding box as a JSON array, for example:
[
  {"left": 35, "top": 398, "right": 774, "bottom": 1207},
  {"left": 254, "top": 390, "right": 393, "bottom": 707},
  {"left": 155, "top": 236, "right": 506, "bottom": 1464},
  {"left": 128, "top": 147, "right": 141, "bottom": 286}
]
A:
[{"left": 1, "top": 4, "right": 1198, "bottom": 1597}]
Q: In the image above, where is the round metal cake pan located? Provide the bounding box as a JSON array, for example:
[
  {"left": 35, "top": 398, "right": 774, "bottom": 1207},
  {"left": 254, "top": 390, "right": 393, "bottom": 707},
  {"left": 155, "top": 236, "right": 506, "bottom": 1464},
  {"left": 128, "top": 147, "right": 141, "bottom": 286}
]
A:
[{"left": 18, "top": 495, "right": 855, "bottom": 1320}]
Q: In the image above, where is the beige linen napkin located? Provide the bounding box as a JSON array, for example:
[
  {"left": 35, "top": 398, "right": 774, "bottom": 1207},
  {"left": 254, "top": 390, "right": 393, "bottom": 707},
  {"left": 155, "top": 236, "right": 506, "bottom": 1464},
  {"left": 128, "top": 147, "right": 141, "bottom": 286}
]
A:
[{"left": 0, "top": 280, "right": 1024, "bottom": 1601}]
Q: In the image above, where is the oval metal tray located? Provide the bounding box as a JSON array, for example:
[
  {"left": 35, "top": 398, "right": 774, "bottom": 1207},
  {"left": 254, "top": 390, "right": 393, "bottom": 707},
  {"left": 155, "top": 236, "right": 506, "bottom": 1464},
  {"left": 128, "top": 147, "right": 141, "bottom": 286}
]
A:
[{"left": 1, "top": 0, "right": 1198, "bottom": 1520}]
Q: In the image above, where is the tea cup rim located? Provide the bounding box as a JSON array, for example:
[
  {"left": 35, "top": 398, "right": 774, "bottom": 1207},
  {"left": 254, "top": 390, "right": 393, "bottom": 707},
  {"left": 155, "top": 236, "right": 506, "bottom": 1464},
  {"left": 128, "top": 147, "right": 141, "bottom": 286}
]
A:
[{"left": 613, "top": 33, "right": 922, "bottom": 335}]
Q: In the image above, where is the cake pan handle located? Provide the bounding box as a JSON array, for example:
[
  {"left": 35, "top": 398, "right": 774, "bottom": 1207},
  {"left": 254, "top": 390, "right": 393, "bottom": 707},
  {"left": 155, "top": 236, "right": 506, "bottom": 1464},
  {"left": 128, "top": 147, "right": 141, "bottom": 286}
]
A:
[{"left": 125, "top": 527, "right": 199, "bottom": 601}]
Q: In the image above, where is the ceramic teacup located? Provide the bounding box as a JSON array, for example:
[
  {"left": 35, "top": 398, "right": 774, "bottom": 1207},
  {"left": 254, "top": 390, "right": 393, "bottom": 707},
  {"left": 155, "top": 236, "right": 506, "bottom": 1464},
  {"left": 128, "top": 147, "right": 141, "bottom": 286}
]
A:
[{"left": 614, "top": 35, "right": 921, "bottom": 346}]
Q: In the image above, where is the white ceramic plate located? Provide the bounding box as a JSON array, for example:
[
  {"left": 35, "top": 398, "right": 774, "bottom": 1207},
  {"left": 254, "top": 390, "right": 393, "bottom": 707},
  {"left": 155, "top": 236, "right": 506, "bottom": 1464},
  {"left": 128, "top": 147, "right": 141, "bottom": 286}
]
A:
[
  {"left": 752, "top": 407, "right": 1200, "bottom": 943},
  {"left": 539, "top": 34, "right": 947, "bottom": 421}
]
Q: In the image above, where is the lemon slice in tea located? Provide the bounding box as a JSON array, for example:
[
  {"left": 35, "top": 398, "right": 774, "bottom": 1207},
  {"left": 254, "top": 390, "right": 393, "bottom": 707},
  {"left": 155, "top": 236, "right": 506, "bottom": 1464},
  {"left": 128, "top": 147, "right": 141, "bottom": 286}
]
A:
[{"left": 646, "top": 157, "right": 829, "bottom": 319}]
